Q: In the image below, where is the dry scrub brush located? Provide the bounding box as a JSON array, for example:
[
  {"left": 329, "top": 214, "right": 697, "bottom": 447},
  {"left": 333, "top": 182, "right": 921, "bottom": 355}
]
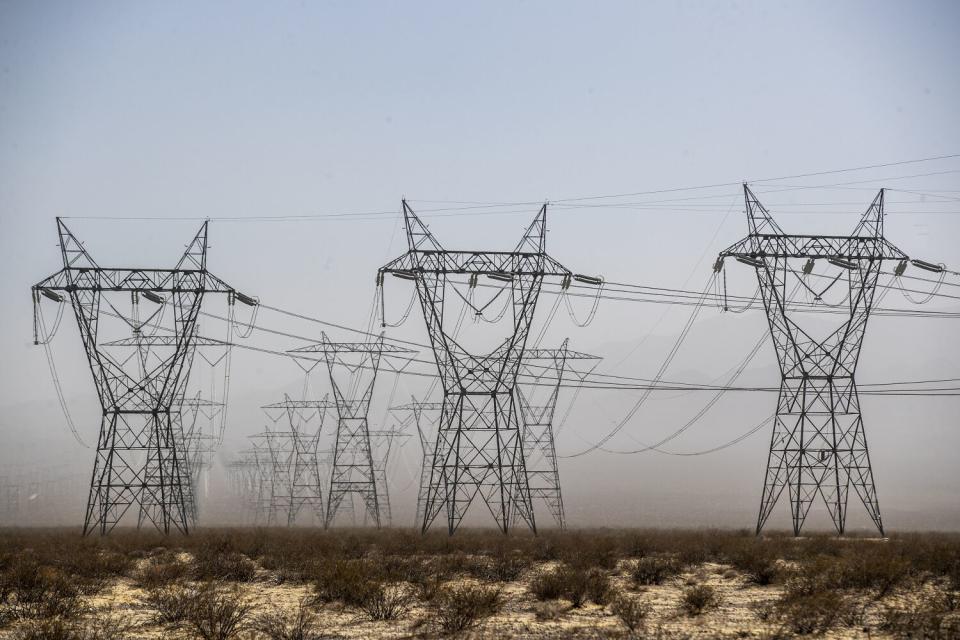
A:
[
  {"left": 426, "top": 584, "right": 501, "bottom": 634},
  {"left": 681, "top": 584, "right": 720, "bottom": 616},
  {"left": 528, "top": 564, "right": 612, "bottom": 607},
  {"left": 253, "top": 598, "right": 321, "bottom": 640},
  {"left": 610, "top": 592, "right": 652, "bottom": 631}
]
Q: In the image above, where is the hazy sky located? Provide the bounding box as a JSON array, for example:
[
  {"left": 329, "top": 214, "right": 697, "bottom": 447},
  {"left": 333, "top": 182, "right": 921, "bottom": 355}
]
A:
[{"left": 1, "top": 1, "right": 959, "bottom": 531}]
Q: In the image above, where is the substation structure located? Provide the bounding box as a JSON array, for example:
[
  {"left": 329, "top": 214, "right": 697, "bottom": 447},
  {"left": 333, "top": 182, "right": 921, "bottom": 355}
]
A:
[
  {"left": 31, "top": 220, "right": 254, "bottom": 535},
  {"left": 514, "top": 339, "right": 600, "bottom": 529},
  {"left": 289, "top": 333, "right": 415, "bottom": 528},
  {"left": 379, "top": 202, "right": 600, "bottom": 535},
  {"left": 717, "top": 185, "right": 910, "bottom": 536}
]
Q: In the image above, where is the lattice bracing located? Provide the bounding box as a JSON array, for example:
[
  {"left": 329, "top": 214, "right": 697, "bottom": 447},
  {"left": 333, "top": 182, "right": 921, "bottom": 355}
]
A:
[
  {"left": 379, "top": 201, "right": 593, "bottom": 535},
  {"left": 31, "top": 219, "right": 250, "bottom": 535},
  {"left": 290, "top": 334, "right": 414, "bottom": 528},
  {"left": 719, "top": 185, "right": 907, "bottom": 536},
  {"left": 514, "top": 340, "right": 600, "bottom": 529}
]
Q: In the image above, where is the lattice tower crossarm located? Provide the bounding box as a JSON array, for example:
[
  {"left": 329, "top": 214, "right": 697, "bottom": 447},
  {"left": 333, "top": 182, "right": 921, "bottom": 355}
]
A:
[
  {"left": 718, "top": 185, "right": 908, "bottom": 536},
  {"left": 379, "top": 201, "right": 596, "bottom": 535},
  {"left": 31, "top": 219, "right": 253, "bottom": 535}
]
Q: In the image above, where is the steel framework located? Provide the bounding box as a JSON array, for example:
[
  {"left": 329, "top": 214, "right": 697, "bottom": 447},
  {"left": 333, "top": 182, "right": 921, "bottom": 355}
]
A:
[
  {"left": 289, "top": 333, "right": 414, "bottom": 528},
  {"left": 379, "top": 202, "right": 592, "bottom": 534},
  {"left": 31, "top": 219, "right": 250, "bottom": 535},
  {"left": 719, "top": 185, "right": 907, "bottom": 536},
  {"left": 365, "top": 426, "right": 409, "bottom": 526},
  {"left": 391, "top": 399, "right": 444, "bottom": 527},
  {"left": 261, "top": 396, "right": 335, "bottom": 526},
  {"left": 515, "top": 339, "right": 600, "bottom": 529}
]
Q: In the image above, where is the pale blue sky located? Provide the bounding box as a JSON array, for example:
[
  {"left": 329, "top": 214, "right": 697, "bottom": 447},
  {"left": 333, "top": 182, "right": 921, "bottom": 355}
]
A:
[{"left": 1, "top": 1, "right": 959, "bottom": 528}]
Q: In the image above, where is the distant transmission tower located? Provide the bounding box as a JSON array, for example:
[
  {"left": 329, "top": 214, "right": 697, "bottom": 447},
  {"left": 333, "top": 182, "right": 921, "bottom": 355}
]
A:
[
  {"left": 718, "top": 185, "right": 910, "bottom": 536},
  {"left": 289, "top": 333, "right": 414, "bottom": 528},
  {"left": 365, "top": 426, "right": 409, "bottom": 526},
  {"left": 515, "top": 339, "right": 600, "bottom": 529},
  {"left": 379, "top": 202, "right": 599, "bottom": 534},
  {"left": 391, "top": 399, "right": 443, "bottom": 527},
  {"left": 31, "top": 219, "right": 255, "bottom": 535},
  {"left": 260, "top": 396, "right": 335, "bottom": 526}
]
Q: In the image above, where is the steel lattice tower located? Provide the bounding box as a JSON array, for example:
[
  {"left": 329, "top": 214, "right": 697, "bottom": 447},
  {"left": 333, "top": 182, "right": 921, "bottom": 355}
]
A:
[
  {"left": 364, "top": 426, "right": 409, "bottom": 526},
  {"left": 261, "top": 396, "right": 335, "bottom": 526},
  {"left": 719, "top": 185, "right": 908, "bottom": 536},
  {"left": 32, "top": 219, "right": 251, "bottom": 535},
  {"left": 290, "top": 333, "right": 414, "bottom": 528},
  {"left": 391, "top": 399, "right": 444, "bottom": 527},
  {"left": 515, "top": 339, "right": 600, "bottom": 529},
  {"left": 379, "top": 202, "right": 594, "bottom": 535}
]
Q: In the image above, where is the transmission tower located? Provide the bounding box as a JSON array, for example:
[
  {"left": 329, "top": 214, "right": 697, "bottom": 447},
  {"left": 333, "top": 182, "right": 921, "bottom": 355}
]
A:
[
  {"left": 289, "top": 333, "right": 414, "bottom": 528},
  {"left": 364, "top": 426, "right": 410, "bottom": 526},
  {"left": 391, "top": 399, "right": 444, "bottom": 527},
  {"left": 515, "top": 339, "right": 600, "bottom": 529},
  {"left": 31, "top": 219, "right": 254, "bottom": 535},
  {"left": 261, "top": 396, "right": 335, "bottom": 526},
  {"left": 379, "top": 202, "right": 598, "bottom": 534},
  {"left": 718, "top": 185, "right": 910, "bottom": 536}
]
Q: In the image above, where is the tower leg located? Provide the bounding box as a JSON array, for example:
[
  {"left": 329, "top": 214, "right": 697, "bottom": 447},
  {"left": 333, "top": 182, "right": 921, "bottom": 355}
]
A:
[{"left": 756, "top": 377, "right": 881, "bottom": 536}]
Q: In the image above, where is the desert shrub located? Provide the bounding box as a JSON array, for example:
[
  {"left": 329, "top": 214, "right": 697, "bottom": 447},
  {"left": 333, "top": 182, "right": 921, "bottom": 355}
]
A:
[
  {"left": 681, "top": 584, "right": 719, "bottom": 616},
  {"left": 529, "top": 564, "right": 610, "bottom": 607},
  {"left": 183, "top": 584, "right": 253, "bottom": 640},
  {"left": 11, "top": 614, "right": 134, "bottom": 640},
  {"left": 359, "top": 584, "right": 414, "bottom": 621},
  {"left": 775, "top": 590, "right": 855, "bottom": 635},
  {"left": 488, "top": 551, "right": 530, "bottom": 582},
  {"left": 428, "top": 584, "right": 501, "bottom": 633},
  {"left": 879, "top": 592, "right": 960, "bottom": 638},
  {"left": 378, "top": 555, "right": 431, "bottom": 584},
  {"left": 312, "top": 558, "right": 380, "bottom": 607},
  {"left": 586, "top": 568, "right": 613, "bottom": 606},
  {"left": 12, "top": 619, "right": 78, "bottom": 640},
  {"left": 631, "top": 555, "right": 683, "bottom": 586},
  {"left": 726, "top": 543, "right": 781, "bottom": 585},
  {"left": 135, "top": 553, "right": 190, "bottom": 589},
  {"left": 146, "top": 585, "right": 196, "bottom": 625},
  {"left": 529, "top": 566, "right": 569, "bottom": 601},
  {"left": 3, "top": 560, "right": 84, "bottom": 620},
  {"left": 610, "top": 592, "right": 651, "bottom": 632},
  {"left": 55, "top": 549, "right": 131, "bottom": 596},
  {"left": 253, "top": 599, "right": 319, "bottom": 640},
  {"left": 191, "top": 551, "right": 256, "bottom": 582},
  {"left": 832, "top": 549, "right": 911, "bottom": 597}
]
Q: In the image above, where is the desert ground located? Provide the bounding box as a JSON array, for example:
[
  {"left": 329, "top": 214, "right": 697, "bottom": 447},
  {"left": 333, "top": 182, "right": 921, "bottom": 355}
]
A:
[{"left": 0, "top": 528, "right": 957, "bottom": 639}]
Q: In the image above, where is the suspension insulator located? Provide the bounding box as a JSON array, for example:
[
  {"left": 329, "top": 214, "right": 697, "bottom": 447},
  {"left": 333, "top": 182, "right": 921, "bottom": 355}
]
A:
[
  {"left": 802, "top": 258, "right": 815, "bottom": 275},
  {"left": 735, "top": 256, "right": 764, "bottom": 268},
  {"left": 235, "top": 292, "right": 258, "bottom": 306},
  {"left": 573, "top": 274, "right": 603, "bottom": 286},
  {"left": 894, "top": 260, "right": 908, "bottom": 276},
  {"left": 827, "top": 258, "right": 858, "bottom": 271},
  {"left": 712, "top": 257, "right": 725, "bottom": 273},
  {"left": 910, "top": 259, "right": 944, "bottom": 273},
  {"left": 40, "top": 288, "right": 64, "bottom": 303},
  {"left": 141, "top": 290, "right": 165, "bottom": 304}
]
